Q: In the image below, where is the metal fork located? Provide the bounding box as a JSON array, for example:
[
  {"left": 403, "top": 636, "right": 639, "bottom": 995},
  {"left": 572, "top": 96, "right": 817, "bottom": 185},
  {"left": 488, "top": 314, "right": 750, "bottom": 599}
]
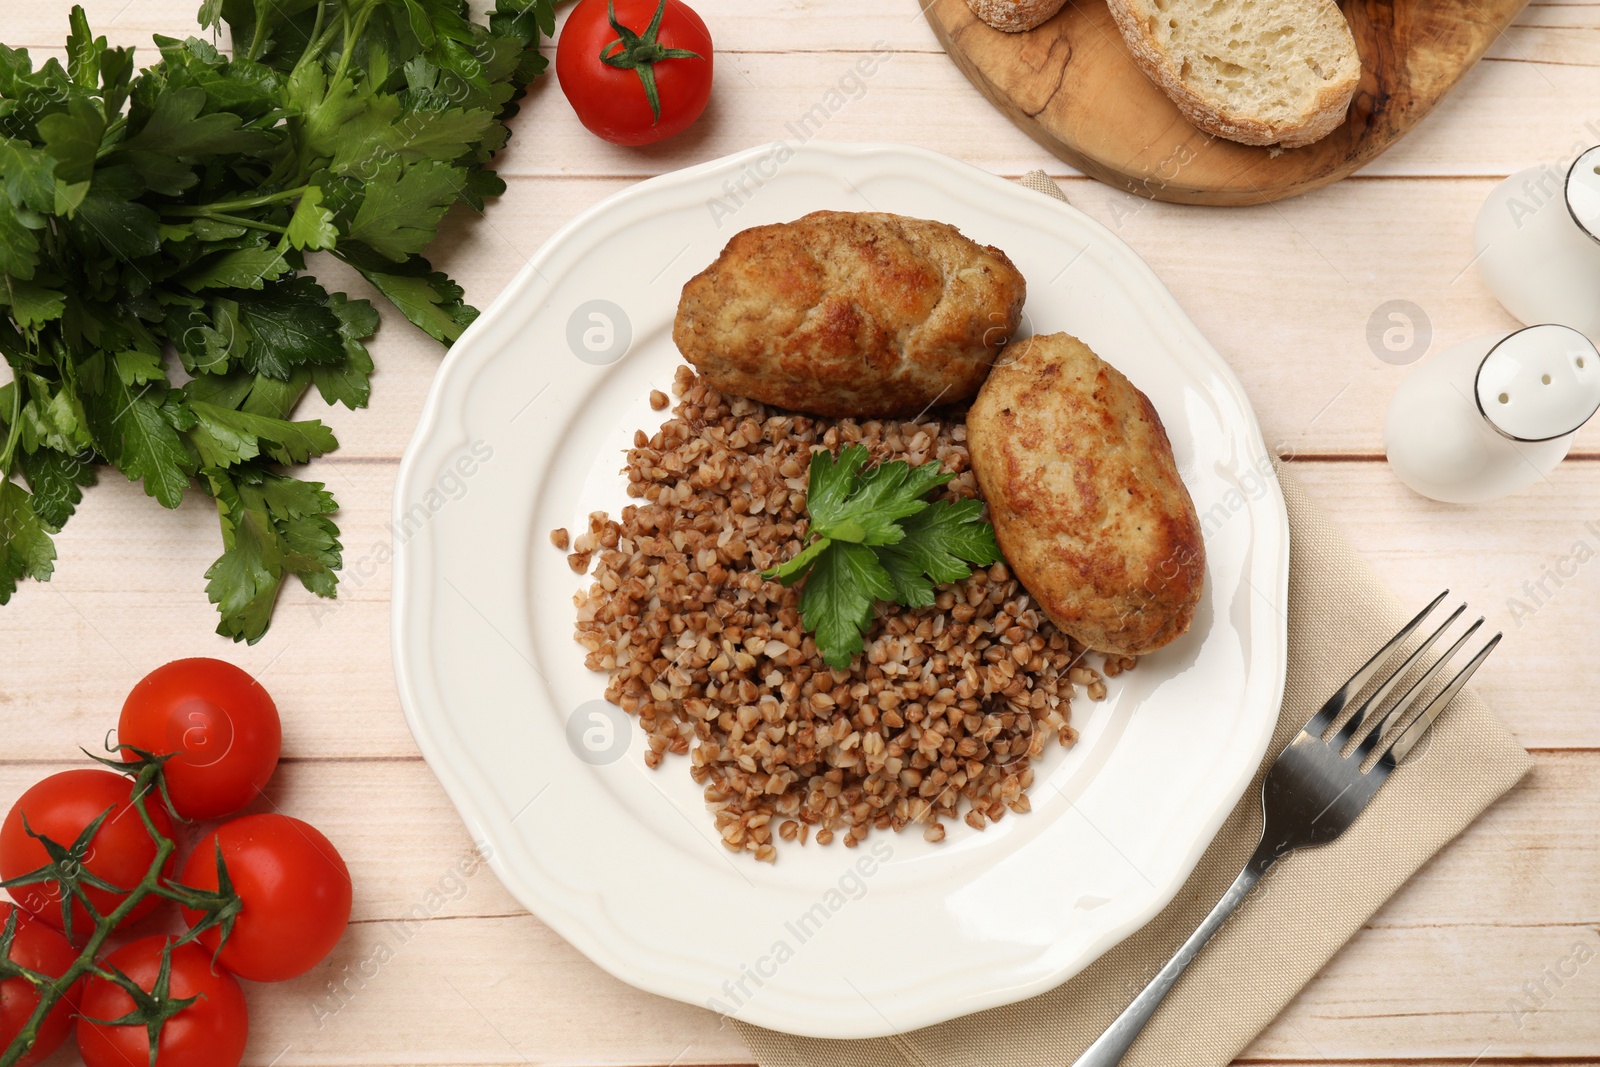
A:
[{"left": 1071, "top": 591, "right": 1501, "bottom": 1067}]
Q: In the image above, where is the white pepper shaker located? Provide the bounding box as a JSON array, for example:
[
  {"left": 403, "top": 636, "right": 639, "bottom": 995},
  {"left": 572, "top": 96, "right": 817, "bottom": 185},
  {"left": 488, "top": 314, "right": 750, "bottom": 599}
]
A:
[
  {"left": 1384, "top": 324, "right": 1600, "bottom": 503},
  {"left": 1475, "top": 146, "right": 1600, "bottom": 339}
]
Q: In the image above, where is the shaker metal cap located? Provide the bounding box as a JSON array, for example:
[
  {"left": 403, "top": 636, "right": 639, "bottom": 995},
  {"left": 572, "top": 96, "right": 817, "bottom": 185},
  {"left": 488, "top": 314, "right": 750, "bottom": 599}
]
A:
[
  {"left": 1476, "top": 323, "right": 1600, "bottom": 442},
  {"left": 1569, "top": 145, "right": 1600, "bottom": 243}
]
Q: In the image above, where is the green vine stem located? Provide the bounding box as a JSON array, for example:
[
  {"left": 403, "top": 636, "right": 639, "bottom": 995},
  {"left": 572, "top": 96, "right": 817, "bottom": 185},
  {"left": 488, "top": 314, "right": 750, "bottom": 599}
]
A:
[{"left": 0, "top": 758, "right": 239, "bottom": 1067}]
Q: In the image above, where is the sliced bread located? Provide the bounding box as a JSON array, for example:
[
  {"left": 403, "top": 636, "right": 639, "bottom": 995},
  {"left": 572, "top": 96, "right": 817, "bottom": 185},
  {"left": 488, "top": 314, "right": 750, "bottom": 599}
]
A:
[
  {"left": 1105, "top": 0, "right": 1361, "bottom": 148},
  {"left": 967, "top": 0, "right": 1069, "bottom": 33}
]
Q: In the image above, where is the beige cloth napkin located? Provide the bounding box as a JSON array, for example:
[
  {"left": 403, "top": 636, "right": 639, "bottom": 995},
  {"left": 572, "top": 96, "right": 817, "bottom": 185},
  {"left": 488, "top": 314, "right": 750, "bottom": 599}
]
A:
[{"left": 733, "top": 174, "right": 1534, "bottom": 1066}]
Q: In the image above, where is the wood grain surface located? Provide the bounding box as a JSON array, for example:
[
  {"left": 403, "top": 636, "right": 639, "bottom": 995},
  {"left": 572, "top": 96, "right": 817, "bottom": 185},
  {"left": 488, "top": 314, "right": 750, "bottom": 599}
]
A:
[
  {"left": 924, "top": 0, "right": 1536, "bottom": 205},
  {"left": 1, "top": 1, "right": 1597, "bottom": 1065}
]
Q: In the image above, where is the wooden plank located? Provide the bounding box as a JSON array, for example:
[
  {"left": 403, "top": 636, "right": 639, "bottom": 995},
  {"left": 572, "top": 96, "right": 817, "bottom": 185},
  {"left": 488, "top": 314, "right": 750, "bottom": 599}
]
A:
[
  {"left": 19, "top": 0, "right": 1599, "bottom": 53},
  {"left": 1013, "top": 176, "right": 1600, "bottom": 459},
  {"left": 0, "top": 172, "right": 1571, "bottom": 466},
  {"left": 1289, "top": 461, "right": 1600, "bottom": 749},
  {"left": 1, "top": 453, "right": 1597, "bottom": 759},
  {"left": 1, "top": 749, "right": 1590, "bottom": 1064},
  {"left": 6, "top": 5, "right": 1599, "bottom": 181},
  {"left": 0, "top": 0, "right": 940, "bottom": 54},
  {"left": 1240, "top": 1061, "right": 1600, "bottom": 1066},
  {"left": 5, "top": 748, "right": 1590, "bottom": 930},
  {"left": 415, "top": 169, "right": 1598, "bottom": 460},
  {"left": 318, "top": 169, "right": 1600, "bottom": 460},
  {"left": 374, "top": 168, "right": 1600, "bottom": 459},
  {"left": 2, "top": 4, "right": 1596, "bottom": 1065}
]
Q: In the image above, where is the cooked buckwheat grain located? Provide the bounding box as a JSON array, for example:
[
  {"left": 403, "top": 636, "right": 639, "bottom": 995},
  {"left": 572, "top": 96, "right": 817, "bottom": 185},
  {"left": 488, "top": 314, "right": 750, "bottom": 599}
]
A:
[{"left": 566, "top": 366, "right": 1129, "bottom": 861}]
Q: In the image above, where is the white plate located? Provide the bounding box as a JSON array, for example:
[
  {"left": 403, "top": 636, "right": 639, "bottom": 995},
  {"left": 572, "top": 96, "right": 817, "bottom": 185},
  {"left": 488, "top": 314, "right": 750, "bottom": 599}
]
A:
[{"left": 392, "top": 142, "right": 1289, "bottom": 1040}]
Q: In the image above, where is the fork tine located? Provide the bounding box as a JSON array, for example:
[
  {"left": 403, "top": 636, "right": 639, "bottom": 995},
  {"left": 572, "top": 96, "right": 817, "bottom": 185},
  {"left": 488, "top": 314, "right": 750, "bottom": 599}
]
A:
[
  {"left": 1305, "top": 590, "right": 1450, "bottom": 735},
  {"left": 1358, "top": 617, "right": 1483, "bottom": 756},
  {"left": 1338, "top": 603, "right": 1466, "bottom": 747},
  {"left": 1380, "top": 631, "right": 1502, "bottom": 764}
]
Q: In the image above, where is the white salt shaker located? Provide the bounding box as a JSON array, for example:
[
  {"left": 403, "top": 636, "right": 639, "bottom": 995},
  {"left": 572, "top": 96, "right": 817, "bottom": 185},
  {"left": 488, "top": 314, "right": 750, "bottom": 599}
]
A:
[
  {"left": 1474, "top": 145, "right": 1600, "bottom": 339},
  {"left": 1384, "top": 324, "right": 1600, "bottom": 503}
]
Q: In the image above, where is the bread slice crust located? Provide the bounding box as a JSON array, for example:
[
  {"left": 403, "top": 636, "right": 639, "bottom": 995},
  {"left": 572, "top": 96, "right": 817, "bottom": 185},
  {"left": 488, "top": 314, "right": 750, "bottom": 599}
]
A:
[{"left": 1105, "top": 0, "right": 1361, "bottom": 148}]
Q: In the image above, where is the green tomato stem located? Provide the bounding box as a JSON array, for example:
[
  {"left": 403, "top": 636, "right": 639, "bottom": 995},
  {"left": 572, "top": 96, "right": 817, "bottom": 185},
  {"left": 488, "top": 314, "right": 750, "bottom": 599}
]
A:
[
  {"left": 599, "top": 0, "right": 704, "bottom": 125},
  {"left": 0, "top": 762, "right": 236, "bottom": 1067}
]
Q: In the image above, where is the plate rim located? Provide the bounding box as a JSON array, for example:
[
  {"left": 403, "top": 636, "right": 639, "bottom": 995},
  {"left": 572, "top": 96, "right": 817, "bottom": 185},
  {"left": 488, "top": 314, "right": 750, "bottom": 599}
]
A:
[{"left": 391, "top": 140, "right": 1291, "bottom": 1038}]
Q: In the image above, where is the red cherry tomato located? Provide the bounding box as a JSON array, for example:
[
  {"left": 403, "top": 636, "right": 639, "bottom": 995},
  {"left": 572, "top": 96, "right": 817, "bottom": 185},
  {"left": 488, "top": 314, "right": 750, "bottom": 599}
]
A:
[
  {"left": 178, "top": 814, "right": 351, "bottom": 982},
  {"left": 0, "top": 770, "right": 175, "bottom": 940},
  {"left": 557, "top": 0, "right": 713, "bottom": 146},
  {"left": 0, "top": 903, "right": 81, "bottom": 1067},
  {"left": 118, "top": 658, "right": 281, "bottom": 820},
  {"left": 76, "top": 936, "right": 247, "bottom": 1067}
]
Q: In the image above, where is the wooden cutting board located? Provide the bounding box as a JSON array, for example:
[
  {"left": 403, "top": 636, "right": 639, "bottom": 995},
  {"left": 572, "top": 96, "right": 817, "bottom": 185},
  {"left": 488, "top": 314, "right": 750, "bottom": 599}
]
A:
[{"left": 925, "top": 0, "right": 1531, "bottom": 205}]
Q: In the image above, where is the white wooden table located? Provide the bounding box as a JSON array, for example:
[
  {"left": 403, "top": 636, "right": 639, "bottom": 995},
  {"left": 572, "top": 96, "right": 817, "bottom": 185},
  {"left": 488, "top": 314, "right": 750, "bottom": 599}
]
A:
[{"left": 3, "top": 2, "right": 1597, "bottom": 1064}]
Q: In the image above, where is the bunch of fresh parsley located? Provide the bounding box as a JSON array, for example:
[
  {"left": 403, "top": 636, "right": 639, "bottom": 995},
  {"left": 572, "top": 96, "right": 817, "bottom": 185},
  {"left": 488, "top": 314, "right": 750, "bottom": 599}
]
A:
[
  {"left": 0, "top": 0, "right": 555, "bottom": 641},
  {"left": 764, "top": 444, "right": 1003, "bottom": 668}
]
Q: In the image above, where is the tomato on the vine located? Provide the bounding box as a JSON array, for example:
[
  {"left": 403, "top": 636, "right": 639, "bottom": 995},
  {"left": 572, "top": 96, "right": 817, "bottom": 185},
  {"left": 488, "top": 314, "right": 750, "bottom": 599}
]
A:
[
  {"left": 0, "top": 770, "right": 175, "bottom": 940},
  {"left": 557, "top": 0, "right": 713, "bottom": 146},
  {"left": 0, "top": 903, "right": 81, "bottom": 1067},
  {"left": 178, "top": 814, "right": 351, "bottom": 982},
  {"left": 118, "top": 658, "right": 281, "bottom": 820},
  {"left": 76, "top": 937, "right": 247, "bottom": 1067}
]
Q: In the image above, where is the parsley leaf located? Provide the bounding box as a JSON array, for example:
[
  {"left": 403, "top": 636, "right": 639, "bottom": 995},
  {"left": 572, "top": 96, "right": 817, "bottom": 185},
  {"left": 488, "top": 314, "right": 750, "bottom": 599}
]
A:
[
  {"left": 355, "top": 258, "right": 477, "bottom": 343},
  {"left": 0, "top": 210, "right": 41, "bottom": 282},
  {"left": 72, "top": 189, "right": 161, "bottom": 260},
  {"left": 877, "top": 500, "right": 1001, "bottom": 608},
  {"left": 800, "top": 542, "right": 895, "bottom": 669},
  {"left": 116, "top": 86, "right": 276, "bottom": 195},
  {"left": 81, "top": 352, "right": 194, "bottom": 509},
  {"left": 312, "top": 293, "right": 378, "bottom": 408},
  {"left": 19, "top": 448, "right": 96, "bottom": 530},
  {"left": 0, "top": 282, "right": 66, "bottom": 330},
  {"left": 764, "top": 446, "right": 1005, "bottom": 667},
  {"left": 795, "top": 445, "right": 869, "bottom": 538},
  {"left": 0, "top": 0, "right": 556, "bottom": 638},
  {"left": 232, "top": 278, "right": 346, "bottom": 378},
  {"left": 186, "top": 400, "right": 337, "bottom": 468},
  {"left": 0, "top": 479, "right": 57, "bottom": 602},
  {"left": 179, "top": 247, "right": 290, "bottom": 291},
  {"left": 0, "top": 138, "right": 59, "bottom": 215},
  {"left": 204, "top": 465, "right": 341, "bottom": 643},
  {"left": 285, "top": 186, "right": 338, "bottom": 252},
  {"left": 823, "top": 453, "right": 953, "bottom": 546},
  {"left": 36, "top": 96, "right": 105, "bottom": 189},
  {"left": 346, "top": 158, "right": 465, "bottom": 262}
]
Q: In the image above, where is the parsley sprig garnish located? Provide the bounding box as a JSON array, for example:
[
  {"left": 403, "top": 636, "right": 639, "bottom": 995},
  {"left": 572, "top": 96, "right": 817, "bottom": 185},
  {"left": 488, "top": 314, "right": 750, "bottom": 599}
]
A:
[
  {"left": 764, "top": 444, "right": 1003, "bottom": 669},
  {"left": 0, "top": 0, "right": 556, "bottom": 641}
]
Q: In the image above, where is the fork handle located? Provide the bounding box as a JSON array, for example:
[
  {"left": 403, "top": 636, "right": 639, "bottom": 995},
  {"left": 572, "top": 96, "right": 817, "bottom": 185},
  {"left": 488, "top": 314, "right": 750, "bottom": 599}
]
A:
[{"left": 1070, "top": 846, "right": 1278, "bottom": 1067}]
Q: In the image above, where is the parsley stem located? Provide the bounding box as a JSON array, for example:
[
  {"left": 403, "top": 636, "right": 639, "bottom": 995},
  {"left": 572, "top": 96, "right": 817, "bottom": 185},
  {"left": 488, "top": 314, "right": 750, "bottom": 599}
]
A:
[
  {"left": 331, "top": 0, "right": 380, "bottom": 88},
  {"left": 164, "top": 187, "right": 308, "bottom": 216},
  {"left": 247, "top": 3, "right": 270, "bottom": 62},
  {"left": 0, "top": 376, "right": 20, "bottom": 483},
  {"left": 94, "top": 117, "right": 126, "bottom": 160},
  {"left": 197, "top": 212, "right": 289, "bottom": 235},
  {"left": 305, "top": 1, "right": 328, "bottom": 64}
]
